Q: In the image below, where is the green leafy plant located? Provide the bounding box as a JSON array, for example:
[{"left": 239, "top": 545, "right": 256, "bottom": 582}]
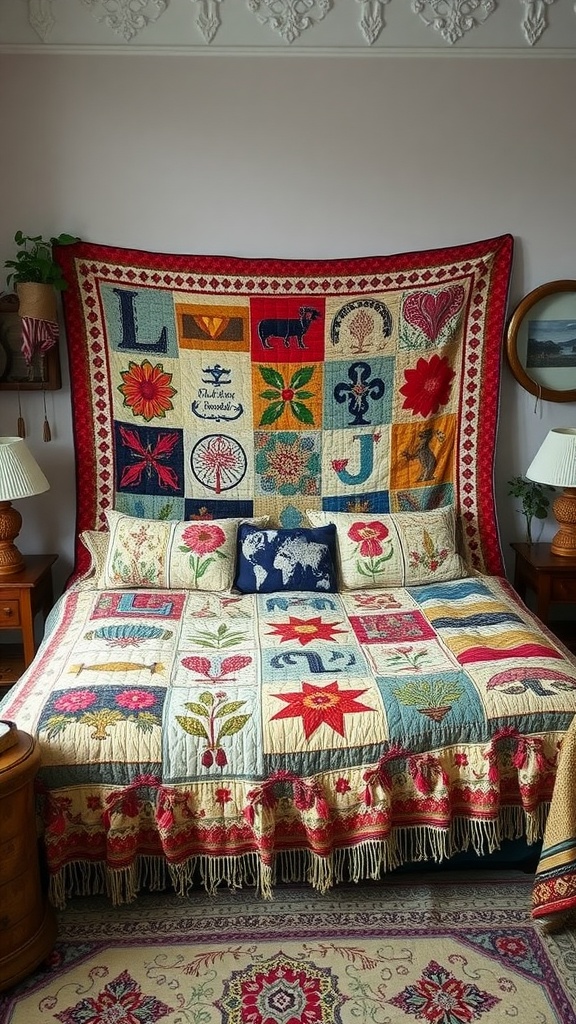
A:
[
  {"left": 4, "top": 231, "right": 79, "bottom": 291},
  {"left": 507, "top": 476, "right": 551, "bottom": 544}
]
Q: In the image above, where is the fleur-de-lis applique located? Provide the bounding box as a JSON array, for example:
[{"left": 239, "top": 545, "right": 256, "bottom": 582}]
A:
[{"left": 334, "top": 361, "right": 384, "bottom": 426}]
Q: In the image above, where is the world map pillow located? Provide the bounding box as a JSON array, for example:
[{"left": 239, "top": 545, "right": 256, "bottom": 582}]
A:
[
  {"left": 101, "top": 511, "right": 266, "bottom": 591},
  {"left": 306, "top": 506, "right": 467, "bottom": 590},
  {"left": 235, "top": 524, "right": 338, "bottom": 594}
]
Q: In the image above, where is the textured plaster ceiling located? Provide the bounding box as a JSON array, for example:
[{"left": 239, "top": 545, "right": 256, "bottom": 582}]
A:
[{"left": 1, "top": 0, "right": 576, "bottom": 53}]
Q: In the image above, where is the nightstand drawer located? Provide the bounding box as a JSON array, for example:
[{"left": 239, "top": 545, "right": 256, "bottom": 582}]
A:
[
  {"left": 0, "top": 601, "right": 20, "bottom": 627},
  {"left": 551, "top": 578, "right": 576, "bottom": 603}
]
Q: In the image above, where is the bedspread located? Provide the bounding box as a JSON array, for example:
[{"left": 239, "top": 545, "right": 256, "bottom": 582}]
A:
[
  {"left": 532, "top": 711, "right": 576, "bottom": 923},
  {"left": 2, "top": 573, "right": 575, "bottom": 907}
]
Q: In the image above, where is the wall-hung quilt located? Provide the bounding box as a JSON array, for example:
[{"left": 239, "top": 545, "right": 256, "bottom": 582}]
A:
[{"left": 2, "top": 234, "right": 575, "bottom": 914}]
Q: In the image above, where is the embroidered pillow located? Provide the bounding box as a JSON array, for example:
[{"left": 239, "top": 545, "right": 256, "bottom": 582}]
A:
[
  {"left": 234, "top": 524, "right": 338, "bottom": 594},
  {"left": 102, "top": 511, "right": 266, "bottom": 591},
  {"left": 306, "top": 506, "right": 467, "bottom": 590}
]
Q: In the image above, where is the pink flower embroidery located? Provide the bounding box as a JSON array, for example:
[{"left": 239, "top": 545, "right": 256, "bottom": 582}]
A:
[
  {"left": 115, "top": 689, "right": 157, "bottom": 710},
  {"left": 53, "top": 689, "right": 97, "bottom": 713},
  {"left": 181, "top": 523, "right": 226, "bottom": 555},
  {"left": 179, "top": 523, "right": 228, "bottom": 587}
]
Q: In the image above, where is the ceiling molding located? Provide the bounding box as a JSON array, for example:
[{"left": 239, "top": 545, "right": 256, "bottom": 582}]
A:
[
  {"left": 0, "top": 0, "right": 574, "bottom": 53},
  {"left": 1, "top": 44, "right": 576, "bottom": 57}
]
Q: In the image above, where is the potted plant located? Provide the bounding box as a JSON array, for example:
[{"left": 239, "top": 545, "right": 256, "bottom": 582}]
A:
[
  {"left": 4, "top": 231, "right": 79, "bottom": 293},
  {"left": 3, "top": 231, "right": 79, "bottom": 366},
  {"left": 507, "top": 475, "right": 551, "bottom": 544}
]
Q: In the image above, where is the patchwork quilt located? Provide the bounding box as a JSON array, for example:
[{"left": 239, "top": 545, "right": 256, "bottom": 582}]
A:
[
  {"left": 54, "top": 235, "right": 513, "bottom": 582},
  {"left": 2, "top": 573, "right": 574, "bottom": 906}
]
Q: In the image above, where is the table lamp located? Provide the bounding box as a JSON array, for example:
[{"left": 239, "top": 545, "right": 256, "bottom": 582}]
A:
[
  {"left": 525, "top": 427, "right": 576, "bottom": 558},
  {"left": 0, "top": 436, "right": 50, "bottom": 577}
]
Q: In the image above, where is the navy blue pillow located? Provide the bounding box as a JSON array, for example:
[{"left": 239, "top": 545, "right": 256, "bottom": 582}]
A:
[{"left": 234, "top": 524, "right": 338, "bottom": 594}]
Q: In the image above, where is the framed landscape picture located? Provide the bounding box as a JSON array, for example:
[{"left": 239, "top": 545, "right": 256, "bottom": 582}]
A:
[{"left": 506, "top": 280, "right": 576, "bottom": 403}]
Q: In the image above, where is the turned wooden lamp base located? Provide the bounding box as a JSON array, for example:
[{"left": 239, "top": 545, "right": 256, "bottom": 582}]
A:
[
  {"left": 550, "top": 488, "right": 576, "bottom": 559},
  {"left": 0, "top": 501, "right": 25, "bottom": 578}
]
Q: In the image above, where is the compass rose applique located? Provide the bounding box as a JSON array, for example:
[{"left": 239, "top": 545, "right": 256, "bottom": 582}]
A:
[
  {"left": 270, "top": 680, "right": 372, "bottom": 739},
  {"left": 266, "top": 616, "right": 347, "bottom": 647}
]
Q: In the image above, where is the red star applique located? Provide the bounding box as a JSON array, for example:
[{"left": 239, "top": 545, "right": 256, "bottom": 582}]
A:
[
  {"left": 266, "top": 616, "right": 346, "bottom": 647},
  {"left": 271, "top": 680, "right": 372, "bottom": 739}
]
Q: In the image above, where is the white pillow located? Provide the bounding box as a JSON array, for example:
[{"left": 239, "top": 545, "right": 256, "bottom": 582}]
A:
[
  {"left": 306, "top": 506, "right": 467, "bottom": 590},
  {"left": 99, "top": 511, "right": 267, "bottom": 591}
]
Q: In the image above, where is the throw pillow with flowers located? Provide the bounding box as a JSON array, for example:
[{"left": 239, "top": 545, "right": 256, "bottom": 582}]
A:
[
  {"left": 306, "top": 507, "right": 468, "bottom": 590},
  {"left": 103, "top": 511, "right": 243, "bottom": 591}
]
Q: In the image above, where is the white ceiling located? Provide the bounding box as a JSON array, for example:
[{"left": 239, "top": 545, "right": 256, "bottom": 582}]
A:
[{"left": 1, "top": 0, "right": 576, "bottom": 53}]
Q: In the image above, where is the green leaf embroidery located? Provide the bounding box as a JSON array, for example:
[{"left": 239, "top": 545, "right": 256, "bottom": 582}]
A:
[
  {"left": 196, "top": 557, "right": 215, "bottom": 578},
  {"left": 259, "top": 402, "right": 285, "bottom": 426},
  {"left": 183, "top": 702, "right": 211, "bottom": 716},
  {"left": 175, "top": 716, "right": 210, "bottom": 739},
  {"left": 258, "top": 366, "right": 285, "bottom": 389},
  {"left": 216, "top": 714, "right": 251, "bottom": 739},
  {"left": 290, "top": 401, "right": 314, "bottom": 425},
  {"left": 214, "top": 701, "right": 247, "bottom": 718},
  {"left": 290, "top": 365, "right": 315, "bottom": 390}
]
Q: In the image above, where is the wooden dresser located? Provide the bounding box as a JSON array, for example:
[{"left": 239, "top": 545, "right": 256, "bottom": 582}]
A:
[{"left": 0, "top": 730, "right": 57, "bottom": 991}]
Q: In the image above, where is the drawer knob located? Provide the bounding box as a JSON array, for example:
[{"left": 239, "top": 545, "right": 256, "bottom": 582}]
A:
[{"left": 2, "top": 607, "right": 13, "bottom": 617}]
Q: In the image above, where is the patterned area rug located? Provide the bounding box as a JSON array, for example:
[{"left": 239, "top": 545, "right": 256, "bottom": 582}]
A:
[{"left": 1, "top": 874, "right": 575, "bottom": 1023}]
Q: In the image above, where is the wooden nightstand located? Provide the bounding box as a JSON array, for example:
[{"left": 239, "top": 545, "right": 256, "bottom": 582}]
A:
[
  {"left": 0, "top": 730, "right": 57, "bottom": 990},
  {"left": 511, "top": 542, "right": 576, "bottom": 653},
  {"left": 0, "top": 554, "right": 58, "bottom": 696}
]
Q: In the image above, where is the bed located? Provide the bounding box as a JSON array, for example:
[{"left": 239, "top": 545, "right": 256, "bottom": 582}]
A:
[{"left": 2, "top": 233, "right": 575, "bottom": 911}]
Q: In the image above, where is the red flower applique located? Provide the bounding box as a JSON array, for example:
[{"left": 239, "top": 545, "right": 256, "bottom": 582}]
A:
[{"left": 400, "top": 354, "right": 455, "bottom": 418}]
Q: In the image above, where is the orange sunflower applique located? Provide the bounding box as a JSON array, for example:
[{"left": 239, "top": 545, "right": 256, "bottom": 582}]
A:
[{"left": 118, "top": 359, "right": 177, "bottom": 421}]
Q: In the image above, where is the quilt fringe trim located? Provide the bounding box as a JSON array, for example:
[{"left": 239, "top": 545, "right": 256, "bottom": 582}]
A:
[{"left": 48, "top": 804, "right": 548, "bottom": 909}]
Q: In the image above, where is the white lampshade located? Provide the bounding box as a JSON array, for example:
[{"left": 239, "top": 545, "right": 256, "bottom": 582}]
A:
[
  {"left": 526, "top": 427, "right": 576, "bottom": 488},
  {"left": 0, "top": 437, "right": 50, "bottom": 500},
  {"left": 526, "top": 427, "right": 576, "bottom": 557},
  {"left": 0, "top": 438, "right": 50, "bottom": 577}
]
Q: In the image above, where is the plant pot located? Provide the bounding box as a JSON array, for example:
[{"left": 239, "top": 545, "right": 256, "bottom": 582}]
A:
[{"left": 16, "top": 282, "right": 58, "bottom": 324}]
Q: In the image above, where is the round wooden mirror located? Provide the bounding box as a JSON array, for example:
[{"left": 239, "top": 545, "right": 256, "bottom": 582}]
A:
[{"left": 506, "top": 280, "right": 576, "bottom": 403}]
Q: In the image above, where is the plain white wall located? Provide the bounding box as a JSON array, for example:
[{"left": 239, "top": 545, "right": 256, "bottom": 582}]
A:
[{"left": 0, "top": 54, "right": 575, "bottom": 595}]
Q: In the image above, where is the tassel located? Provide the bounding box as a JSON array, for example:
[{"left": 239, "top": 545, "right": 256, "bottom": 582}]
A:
[
  {"left": 43, "top": 389, "right": 51, "bottom": 442},
  {"left": 17, "top": 389, "right": 26, "bottom": 438}
]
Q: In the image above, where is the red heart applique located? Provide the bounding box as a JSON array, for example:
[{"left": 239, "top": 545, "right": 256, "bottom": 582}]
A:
[{"left": 403, "top": 285, "right": 465, "bottom": 341}]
